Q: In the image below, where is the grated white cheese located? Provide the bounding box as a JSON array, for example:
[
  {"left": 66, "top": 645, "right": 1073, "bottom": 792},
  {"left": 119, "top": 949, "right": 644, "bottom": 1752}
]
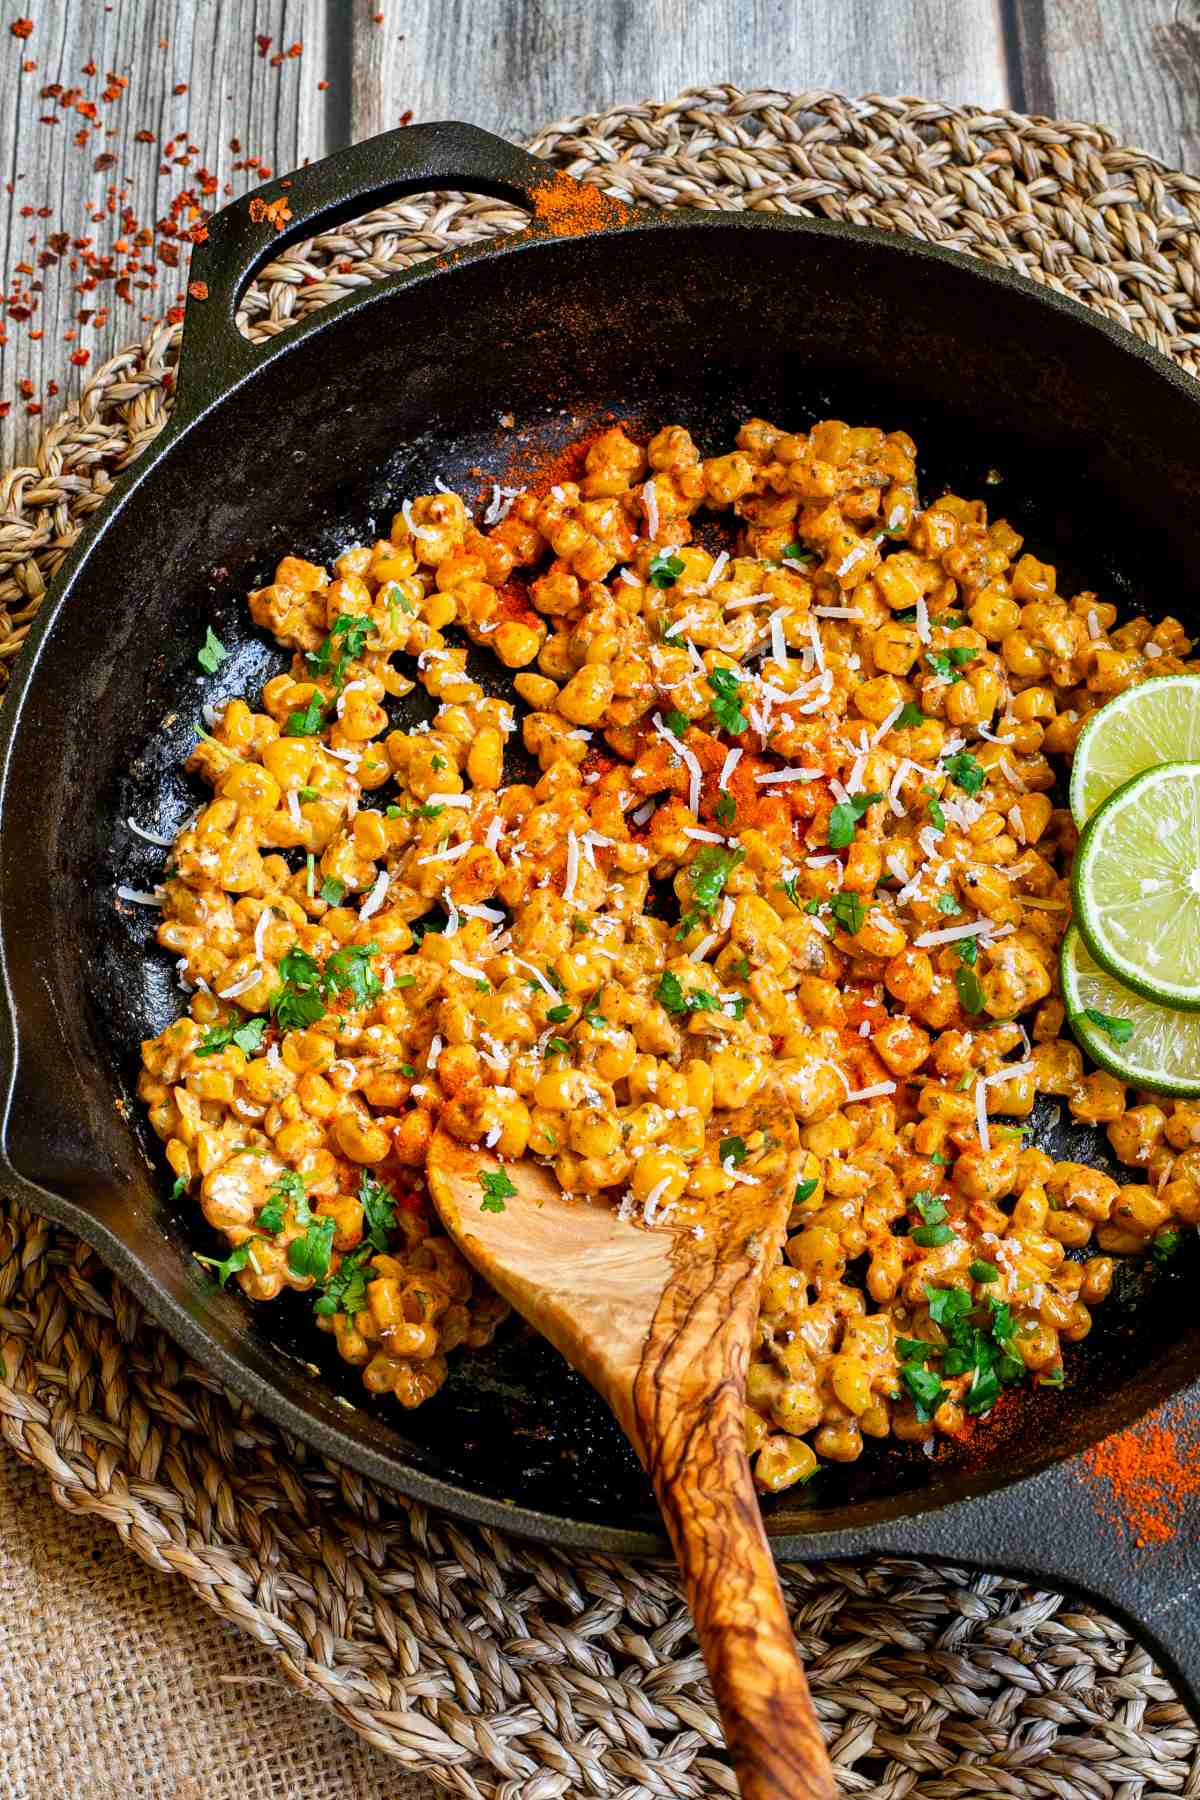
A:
[
  {"left": 914, "top": 919, "right": 989, "bottom": 948},
  {"left": 859, "top": 1020, "right": 872, "bottom": 1037},
  {"left": 563, "top": 832, "right": 581, "bottom": 904},
  {"left": 829, "top": 777, "right": 851, "bottom": 805},
  {"left": 1086, "top": 609, "right": 1102, "bottom": 640},
  {"left": 116, "top": 885, "right": 165, "bottom": 906},
  {"left": 870, "top": 703, "right": 905, "bottom": 747},
  {"left": 643, "top": 1179, "right": 673, "bottom": 1226},
  {"left": 651, "top": 712, "right": 702, "bottom": 813},
  {"left": 642, "top": 479, "right": 660, "bottom": 539},
  {"left": 402, "top": 497, "right": 440, "bottom": 541},
  {"left": 514, "top": 957, "right": 559, "bottom": 1000},
  {"left": 551, "top": 483, "right": 566, "bottom": 503},
  {"left": 807, "top": 617, "right": 825, "bottom": 673},
  {"left": 719, "top": 896, "right": 735, "bottom": 931},
  {"left": 843, "top": 1081, "right": 896, "bottom": 1104},
  {"left": 976, "top": 1078, "right": 990, "bottom": 1153},
  {"left": 217, "top": 966, "right": 262, "bottom": 999},
  {"left": 360, "top": 869, "right": 390, "bottom": 919},
  {"left": 1008, "top": 804, "right": 1027, "bottom": 845},
  {"left": 442, "top": 891, "right": 461, "bottom": 936},
  {"left": 805, "top": 853, "right": 838, "bottom": 868},
  {"left": 915, "top": 595, "right": 930, "bottom": 643},
  {"left": 724, "top": 592, "right": 768, "bottom": 612},
  {"left": 1145, "top": 641, "right": 1163, "bottom": 658},
  {"left": 684, "top": 827, "right": 724, "bottom": 843},
  {"left": 886, "top": 852, "right": 909, "bottom": 885},
  {"left": 416, "top": 839, "right": 472, "bottom": 866},
  {"left": 888, "top": 758, "right": 913, "bottom": 816},
  {"left": 127, "top": 818, "right": 176, "bottom": 848},
  {"left": 426, "top": 1034, "right": 443, "bottom": 1071},
  {"left": 768, "top": 608, "right": 788, "bottom": 667},
  {"left": 689, "top": 933, "right": 718, "bottom": 962},
  {"left": 254, "top": 908, "right": 274, "bottom": 960},
  {"left": 1000, "top": 759, "right": 1028, "bottom": 792},
  {"left": 846, "top": 754, "right": 867, "bottom": 797},
  {"left": 484, "top": 816, "right": 503, "bottom": 852},
  {"left": 754, "top": 766, "right": 821, "bottom": 785},
  {"left": 433, "top": 793, "right": 472, "bottom": 808},
  {"left": 976, "top": 723, "right": 1015, "bottom": 745},
  {"left": 618, "top": 566, "right": 640, "bottom": 587},
  {"left": 482, "top": 483, "right": 523, "bottom": 526},
  {"left": 631, "top": 801, "right": 654, "bottom": 826},
  {"left": 718, "top": 746, "right": 743, "bottom": 788},
  {"left": 810, "top": 605, "right": 864, "bottom": 620},
  {"left": 704, "top": 550, "right": 729, "bottom": 590},
  {"left": 484, "top": 1124, "right": 503, "bottom": 1149},
  {"left": 450, "top": 959, "right": 488, "bottom": 984},
  {"left": 286, "top": 789, "right": 302, "bottom": 827}
]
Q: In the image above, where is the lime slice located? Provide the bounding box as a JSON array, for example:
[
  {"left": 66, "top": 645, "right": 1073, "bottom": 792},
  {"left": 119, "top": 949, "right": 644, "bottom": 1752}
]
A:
[
  {"left": 1073, "top": 760, "right": 1200, "bottom": 1010},
  {"left": 1061, "top": 924, "right": 1200, "bottom": 1095},
  {"left": 1070, "top": 673, "right": 1200, "bottom": 826}
]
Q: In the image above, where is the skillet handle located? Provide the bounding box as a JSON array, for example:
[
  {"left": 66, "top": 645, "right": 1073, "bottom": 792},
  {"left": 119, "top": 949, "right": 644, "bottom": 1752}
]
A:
[
  {"left": 174, "top": 122, "right": 576, "bottom": 418},
  {"left": 868, "top": 1387, "right": 1200, "bottom": 1725}
]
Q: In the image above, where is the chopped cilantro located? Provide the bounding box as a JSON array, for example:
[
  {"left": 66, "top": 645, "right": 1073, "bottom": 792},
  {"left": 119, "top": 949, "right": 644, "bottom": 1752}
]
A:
[
  {"left": 969, "top": 1259, "right": 999, "bottom": 1283},
  {"left": 922, "top": 786, "right": 947, "bottom": 831},
  {"left": 926, "top": 646, "right": 979, "bottom": 682},
  {"left": 322, "top": 942, "right": 382, "bottom": 1007},
  {"left": 894, "top": 701, "right": 925, "bottom": 728},
  {"left": 715, "top": 790, "right": 736, "bottom": 828},
  {"left": 313, "top": 1245, "right": 373, "bottom": 1318},
  {"left": 955, "top": 965, "right": 986, "bottom": 1014},
  {"left": 358, "top": 1171, "right": 397, "bottom": 1253},
  {"left": 780, "top": 874, "right": 801, "bottom": 908},
  {"left": 678, "top": 844, "right": 745, "bottom": 936},
  {"left": 719, "top": 1135, "right": 747, "bottom": 1165},
  {"left": 197, "top": 625, "right": 228, "bottom": 674},
  {"left": 196, "top": 1014, "right": 267, "bottom": 1059},
  {"left": 649, "top": 550, "right": 685, "bottom": 589},
  {"left": 656, "top": 971, "right": 720, "bottom": 1014},
  {"left": 943, "top": 751, "right": 985, "bottom": 795},
  {"left": 828, "top": 791, "right": 883, "bottom": 849},
  {"left": 780, "top": 540, "right": 813, "bottom": 563},
  {"left": 386, "top": 805, "right": 403, "bottom": 818},
  {"left": 546, "top": 1003, "right": 571, "bottom": 1024},
  {"left": 936, "top": 894, "right": 961, "bottom": 915},
  {"left": 195, "top": 1241, "right": 256, "bottom": 1286},
  {"left": 793, "top": 1178, "right": 818, "bottom": 1206},
  {"left": 431, "top": 754, "right": 447, "bottom": 771},
  {"left": 828, "top": 890, "right": 866, "bottom": 936},
  {"left": 583, "top": 1010, "right": 607, "bottom": 1028},
  {"left": 956, "top": 937, "right": 979, "bottom": 968},
  {"left": 319, "top": 876, "right": 345, "bottom": 906},
  {"left": 285, "top": 691, "right": 325, "bottom": 736},
  {"left": 288, "top": 1216, "right": 336, "bottom": 1281},
  {"left": 256, "top": 1169, "right": 304, "bottom": 1236},
  {"left": 706, "top": 665, "right": 747, "bottom": 735},
  {"left": 913, "top": 1191, "right": 947, "bottom": 1225},
  {"left": 306, "top": 612, "right": 372, "bottom": 691},
  {"left": 480, "top": 1169, "right": 517, "bottom": 1213},
  {"left": 1152, "top": 1228, "right": 1181, "bottom": 1265},
  {"left": 730, "top": 956, "right": 751, "bottom": 979},
  {"left": 170, "top": 1174, "right": 187, "bottom": 1202},
  {"left": 912, "top": 1222, "right": 954, "bottom": 1248},
  {"left": 1074, "top": 1006, "right": 1134, "bottom": 1046},
  {"left": 901, "top": 1361, "right": 948, "bottom": 1422},
  {"left": 399, "top": 1062, "right": 417, "bottom": 1077},
  {"left": 544, "top": 1036, "right": 571, "bottom": 1056},
  {"left": 665, "top": 708, "right": 690, "bottom": 738}
]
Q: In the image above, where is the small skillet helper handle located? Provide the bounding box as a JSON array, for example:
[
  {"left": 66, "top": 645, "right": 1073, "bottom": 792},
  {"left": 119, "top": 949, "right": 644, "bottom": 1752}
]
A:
[
  {"left": 174, "top": 122, "right": 566, "bottom": 419},
  {"left": 870, "top": 1386, "right": 1200, "bottom": 1728},
  {"left": 648, "top": 1380, "right": 837, "bottom": 1800}
]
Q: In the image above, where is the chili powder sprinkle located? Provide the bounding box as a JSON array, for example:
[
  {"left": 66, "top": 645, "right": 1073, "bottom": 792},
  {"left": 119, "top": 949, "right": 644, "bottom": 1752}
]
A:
[{"left": 1079, "top": 1408, "right": 1200, "bottom": 1549}]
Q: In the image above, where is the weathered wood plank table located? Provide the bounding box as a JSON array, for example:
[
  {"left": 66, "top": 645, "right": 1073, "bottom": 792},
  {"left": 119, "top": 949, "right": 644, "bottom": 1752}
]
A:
[{"left": 0, "top": 2, "right": 1193, "bottom": 1795}]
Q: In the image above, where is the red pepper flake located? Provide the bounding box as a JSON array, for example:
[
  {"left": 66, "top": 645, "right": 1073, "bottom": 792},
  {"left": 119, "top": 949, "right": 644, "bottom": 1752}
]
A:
[
  {"left": 82, "top": 59, "right": 96, "bottom": 76},
  {"left": 18, "top": 379, "right": 34, "bottom": 397},
  {"left": 28, "top": 329, "right": 41, "bottom": 340},
  {"left": 94, "top": 152, "right": 116, "bottom": 171},
  {"left": 173, "top": 82, "right": 188, "bottom": 95},
  {"left": 70, "top": 348, "right": 90, "bottom": 365},
  {"left": 25, "top": 402, "right": 41, "bottom": 415},
  {"left": 135, "top": 128, "right": 155, "bottom": 143},
  {"left": 317, "top": 79, "right": 329, "bottom": 91},
  {"left": 398, "top": 110, "right": 413, "bottom": 126},
  {"left": 21, "top": 58, "right": 34, "bottom": 71},
  {"left": 0, "top": 403, "right": 10, "bottom": 418},
  {"left": 248, "top": 194, "right": 292, "bottom": 232},
  {"left": 46, "top": 379, "right": 58, "bottom": 396},
  {"left": 39, "top": 115, "right": 59, "bottom": 125},
  {"left": 187, "top": 279, "right": 208, "bottom": 300},
  {"left": 11, "top": 18, "right": 34, "bottom": 39},
  {"left": 256, "top": 34, "right": 272, "bottom": 56},
  {"left": 374, "top": 10, "right": 384, "bottom": 19},
  {"left": 165, "top": 304, "right": 184, "bottom": 324},
  {"left": 287, "top": 40, "right": 302, "bottom": 57}
]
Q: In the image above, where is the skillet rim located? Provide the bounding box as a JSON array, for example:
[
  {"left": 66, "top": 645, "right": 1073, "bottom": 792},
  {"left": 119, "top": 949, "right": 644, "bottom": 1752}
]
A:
[{"left": 0, "top": 189, "right": 1198, "bottom": 1561}]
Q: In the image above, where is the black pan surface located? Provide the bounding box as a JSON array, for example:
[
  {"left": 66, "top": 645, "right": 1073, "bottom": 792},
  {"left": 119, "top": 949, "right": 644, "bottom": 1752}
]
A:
[{"left": 0, "top": 123, "right": 1196, "bottom": 1711}]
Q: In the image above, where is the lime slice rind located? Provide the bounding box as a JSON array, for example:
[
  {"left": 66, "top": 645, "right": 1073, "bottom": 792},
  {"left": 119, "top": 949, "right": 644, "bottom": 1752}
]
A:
[
  {"left": 1070, "top": 673, "right": 1200, "bottom": 827},
  {"left": 1072, "top": 760, "right": 1200, "bottom": 1011},
  {"left": 1061, "top": 925, "right": 1200, "bottom": 1097}
]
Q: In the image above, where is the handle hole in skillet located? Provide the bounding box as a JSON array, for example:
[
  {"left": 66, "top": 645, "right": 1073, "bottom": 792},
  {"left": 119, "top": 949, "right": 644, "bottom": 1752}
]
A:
[{"left": 230, "top": 191, "right": 531, "bottom": 345}]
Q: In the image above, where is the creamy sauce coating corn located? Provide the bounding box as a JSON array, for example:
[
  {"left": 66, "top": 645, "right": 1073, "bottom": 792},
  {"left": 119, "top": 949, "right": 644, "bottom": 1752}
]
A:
[{"left": 135, "top": 416, "right": 1200, "bottom": 1490}]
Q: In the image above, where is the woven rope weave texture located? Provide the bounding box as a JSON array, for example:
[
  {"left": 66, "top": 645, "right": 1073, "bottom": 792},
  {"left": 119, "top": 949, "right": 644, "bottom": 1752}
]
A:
[{"left": 1, "top": 87, "right": 1199, "bottom": 1798}]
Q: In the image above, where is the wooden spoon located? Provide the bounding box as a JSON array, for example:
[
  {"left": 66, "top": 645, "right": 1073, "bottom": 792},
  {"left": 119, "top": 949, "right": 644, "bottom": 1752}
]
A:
[{"left": 427, "top": 1099, "right": 837, "bottom": 1800}]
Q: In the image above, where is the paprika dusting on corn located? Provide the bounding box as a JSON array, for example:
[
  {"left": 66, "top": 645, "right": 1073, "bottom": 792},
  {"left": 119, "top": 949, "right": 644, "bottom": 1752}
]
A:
[
  {"left": 530, "top": 168, "right": 632, "bottom": 238},
  {"left": 1080, "top": 1409, "right": 1200, "bottom": 1549}
]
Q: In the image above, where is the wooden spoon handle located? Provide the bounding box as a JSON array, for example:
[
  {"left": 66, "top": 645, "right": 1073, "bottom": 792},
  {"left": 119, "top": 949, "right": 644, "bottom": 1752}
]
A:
[{"left": 650, "top": 1392, "right": 836, "bottom": 1800}]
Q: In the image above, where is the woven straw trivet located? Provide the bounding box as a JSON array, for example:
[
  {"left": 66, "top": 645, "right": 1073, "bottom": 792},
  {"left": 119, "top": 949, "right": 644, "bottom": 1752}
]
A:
[{"left": 2, "top": 87, "right": 1199, "bottom": 1799}]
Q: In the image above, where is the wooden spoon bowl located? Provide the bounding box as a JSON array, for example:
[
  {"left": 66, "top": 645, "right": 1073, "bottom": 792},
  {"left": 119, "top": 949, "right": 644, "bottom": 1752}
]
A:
[{"left": 428, "top": 1100, "right": 836, "bottom": 1800}]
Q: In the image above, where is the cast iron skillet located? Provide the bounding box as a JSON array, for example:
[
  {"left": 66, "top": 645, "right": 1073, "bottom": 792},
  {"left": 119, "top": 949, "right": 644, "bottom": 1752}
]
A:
[{"left": 0, "top": 121, "right": 1197, "bottom": 1717}]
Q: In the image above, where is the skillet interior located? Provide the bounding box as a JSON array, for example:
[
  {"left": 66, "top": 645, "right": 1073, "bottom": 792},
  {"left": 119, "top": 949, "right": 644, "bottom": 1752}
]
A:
[{"left": 2, "top": 212, "right": 1199, "bottom": 1548}]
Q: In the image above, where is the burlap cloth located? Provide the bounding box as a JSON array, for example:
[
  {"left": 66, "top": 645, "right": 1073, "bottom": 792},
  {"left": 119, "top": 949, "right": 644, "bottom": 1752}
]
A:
[{"left": 2, "top": 88, "right": 1199, "bottom": 1800}]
